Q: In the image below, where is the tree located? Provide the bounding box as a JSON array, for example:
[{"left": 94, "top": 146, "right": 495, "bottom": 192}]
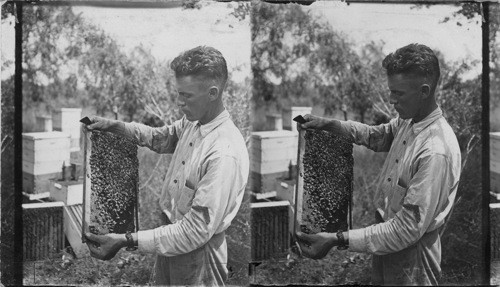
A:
[
  {"left": 1, "top": 4, "right": 184, "bottom": 129},
  {"left": 251, "top": 2, "right": 356, "bottom": 113}
]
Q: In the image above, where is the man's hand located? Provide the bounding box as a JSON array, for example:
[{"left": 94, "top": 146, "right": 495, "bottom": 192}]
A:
[
  {"left": 86, "top": 116, "right": 116, "bottom": 132},
  {"left": 85, "top": 233, "right": 127, "bottom": 261},
  {"left": 296, "top": 114, "right": 334, "bottom": 132},
  {"left": 295, "top": 231, "right": 337, "bottom": 259}
]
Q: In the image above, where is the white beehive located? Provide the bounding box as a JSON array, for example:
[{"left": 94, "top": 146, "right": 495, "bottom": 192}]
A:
[
  {"left": 250, "top": 130, "right": 297, "bottom": 175},
  {"left": 36, "top": 115, "right": 53, "bottom": 132},
  {"left": 22, "top": 132, "right": 71, "bottom": 193},
  {"left": 282, "top": 106, "right": 313, "bottom": 133},
  {"left": 52, "top": 108, "right": 82, "bottom": 152},
  {"left": 250, "top": 130, "right": 297, "bottom": 192},
  {"left": 50, "top": 180, "right": 84, "bottom": 206}
]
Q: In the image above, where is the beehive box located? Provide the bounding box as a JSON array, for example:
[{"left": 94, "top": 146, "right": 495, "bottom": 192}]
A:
[
  {"left": 251, "top": 201, "right": 290, "bottom": 262},
  {"left": 295, "top": 129, "right": 353, "bottom": 234},
  {"left": 83, "top": 130, "right": 139, "bottom": 236},
  {"left": 282, "top": 106, "right": 313, "bottom": 132},
  {"left": 64, "top": 204, "right": 88, "bottom": 258},
  {"left": 250, "top": 131, "right": 298, "bottom": 174},
  {"left": 491, "top": 203, "right": 500, "bottom": 260},
  {"left": 250, "top": 130, "right": 297, "bottom": 192},
  {"left": 50, "top": 180, "right": 84, "bottom": 206},
  {"left": 36, "top": 115, "right": 53, "bottom": 132},
  {"left": 22, "top": 132, "right": 71, "bottom": 193},
  {"left": 52, "top": 108, "right": 82, "bottom": 151},
  {"left": 23, "top": 202, "right": 65, "bottom": 261},
  {"left": 491, "top": 132, "right": 500, "bottom": 193}
]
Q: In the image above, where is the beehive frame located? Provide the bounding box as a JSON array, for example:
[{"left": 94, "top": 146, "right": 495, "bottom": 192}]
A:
[
  {"left": 82, "top": 128, "right": 139, "bottom": 241},
  {"left": 294, "top": 129, "right": 353, "bottom": 235}
]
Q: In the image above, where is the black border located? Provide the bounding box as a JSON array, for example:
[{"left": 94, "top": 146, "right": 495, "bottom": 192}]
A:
[
  {"left": 482, "top": 2, "right": 491, "bottom": 285},
  {"left": 0, "top": 0, "right": 496, "bottom": 286}
]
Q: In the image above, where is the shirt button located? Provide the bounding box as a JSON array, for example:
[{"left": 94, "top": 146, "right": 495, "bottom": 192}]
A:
[
  {"left": 387, "top": 178, "right": 392, "bottom": 182},
  {"left": 174, "top": 179, "right": 178, "bottom": 184}
]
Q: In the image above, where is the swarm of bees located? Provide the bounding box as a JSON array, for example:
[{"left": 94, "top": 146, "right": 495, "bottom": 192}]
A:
[
  {"left": 88, "top": 130, "right": 138, "bottom": 235},
  {"left": 301, "top": 130, "right": 353, "bottom": 234}
]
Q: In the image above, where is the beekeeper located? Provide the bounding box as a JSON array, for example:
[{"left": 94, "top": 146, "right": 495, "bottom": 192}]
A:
[
  {"left": 84, "top": 46, "right": 249, "bottom": 286},
  {"left": 296, "top": 43, "right": 461, "bottom": 286}
]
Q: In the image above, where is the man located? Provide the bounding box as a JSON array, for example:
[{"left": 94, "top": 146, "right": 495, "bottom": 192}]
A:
[
  {"left": 84, "top": 46, "right": 249, "bottom": 286},
  {"left": 295, "top": 43, "right": 461, "bottom": 285}
]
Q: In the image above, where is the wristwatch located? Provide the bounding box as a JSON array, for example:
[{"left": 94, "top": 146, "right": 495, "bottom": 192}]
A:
[
  {"left": 125, "top": 231, "right": 137, "bottom": 251},
  {"left": 336, "top": 230, "right": 348, "bottom": 250}
]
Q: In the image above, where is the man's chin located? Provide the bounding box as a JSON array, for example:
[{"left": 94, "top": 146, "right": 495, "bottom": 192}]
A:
[
  {"left": 398, "top": 113, "right": 408, "bottom": 120},
  {"left": 184, "top": 114, "right": 198, "bottom": 122}
]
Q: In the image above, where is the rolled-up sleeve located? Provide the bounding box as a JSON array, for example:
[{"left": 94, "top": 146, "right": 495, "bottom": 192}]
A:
[
  {"left": 349, "top": 154, "right": 452, "bottom": 255},
  {"left": 137, "top": 154, "right": 244, "bottom": 256},
  {"left": 111, "top": 118, "right": 185, "bottom": 154},
  {"left": 340, "top": 118, "right": 399, "bottom": 152}
]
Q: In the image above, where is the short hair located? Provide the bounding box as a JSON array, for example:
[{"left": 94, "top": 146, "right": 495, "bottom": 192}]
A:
[
  {"left": 382, "top": 43, "right": 440, "bottom": 94},
  {"left": 170, "top": 46, "right": 228, "bottom": 94}
]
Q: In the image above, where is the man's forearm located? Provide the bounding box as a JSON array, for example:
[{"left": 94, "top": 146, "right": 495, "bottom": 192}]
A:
[
  {"left": 323, "top": 118, "right": 343, "bottom": 134},
  {"left": 105, "top": 120, "right": 135, "bottom": 140}
]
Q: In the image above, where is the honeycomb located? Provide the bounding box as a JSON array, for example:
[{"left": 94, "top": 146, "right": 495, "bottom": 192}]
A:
[
  {"left": 301, "top": 130, "right": 353, "bottom": 234},
  {"left": 88, "top": 130, "right": 138, "bottom": 235}
]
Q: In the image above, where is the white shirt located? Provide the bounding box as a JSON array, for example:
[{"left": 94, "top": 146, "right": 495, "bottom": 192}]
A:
[
  {"left": 118, "top": 110, "right": 249, "bottom": 256},
  {"left": 340, "top": 107, "right": 461, "bottom": 255}
]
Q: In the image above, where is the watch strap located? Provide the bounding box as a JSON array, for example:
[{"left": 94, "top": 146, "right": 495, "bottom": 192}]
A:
[
  {"left": 336, "top": 230, "right": 348, "bottom": 250},
  {"left": 125, "top": 231, "right": 137, "bottom": 251}
]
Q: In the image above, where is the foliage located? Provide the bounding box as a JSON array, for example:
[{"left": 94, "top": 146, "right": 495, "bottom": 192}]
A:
[
  {"left": 223, "top": 70, "right": 252, "bottom": 141},
  {"left": 251, "top": 2, "right": 362, "bottom": 116},
  {"left": 23, "top": 250, "right": 155, "bottom": 285},
  {"left": 440, "top": 146, "right": 483, "bottom": 285},
  {"left": 252, "top": 251, "right": 372, "bottom": 285}
]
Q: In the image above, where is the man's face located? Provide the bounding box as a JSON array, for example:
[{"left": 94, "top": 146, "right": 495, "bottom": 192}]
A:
[
  {"left": 175, "top": 75, "right": 212, "bottom": 123},
  {"left": 387, "top": 73, "right": 426, "bottom": 121}
]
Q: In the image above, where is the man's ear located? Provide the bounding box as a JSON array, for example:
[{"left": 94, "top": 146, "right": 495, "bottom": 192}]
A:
[
  {"left": 208, "top": 86, "right": 219, "bottom": 101},
  {"left": 421, "top": 84, "right": 431, "bottom": 99}
]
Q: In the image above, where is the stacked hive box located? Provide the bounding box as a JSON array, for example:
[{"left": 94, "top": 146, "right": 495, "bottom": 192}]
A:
[
  {"left": 298, "top": 130, "right": 353, "bottom": 234},
  {"left": 282, "top": 106, "right": 313, "bottom": 133},
  {"left": 23, "top": 202, "right": 65, "bottom": 261},
  {"left": 63, "top": 204, "right": 88, "bottom": 257},
  {"left": 36, "top": 115, "right": 52, "bottom": 132},
  {"left": 50, "top": 179, "right": 84, "bottom": 206},
  {"left": 492, "top": 203, "right": 500, "bottom": 260},
  {"left": 250, "top": 131, "right": 297, "bottom": 193},
  {"left": 52, "top": 108, "right": 82, "bottom": 163},
  {"left": 251, "top": 201, "right": 290, "bottom": 262},
  {"left": 492, "top": 132, "right": 500, "bottom": 194},
  {"left": 84, "top": 130, "right": 139, "bottom": 235},
  {"left": 22, "top": 132, "right": 71, "bottom": 194}
]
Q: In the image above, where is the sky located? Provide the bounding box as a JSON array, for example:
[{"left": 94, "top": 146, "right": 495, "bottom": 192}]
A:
[
  {"left": 307, "top": 2, "right": 482, "bottom": 78},
  {"left": 1, "top": 2, "right": 252, "bottom": 82},
  {"left": 1, "top": 2, "right": 482, "bottom": 81}
]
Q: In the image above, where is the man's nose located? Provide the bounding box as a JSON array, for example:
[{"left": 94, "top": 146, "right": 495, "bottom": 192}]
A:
[{"left": 176, "top": 96, "right": 185, "bottom": 107}]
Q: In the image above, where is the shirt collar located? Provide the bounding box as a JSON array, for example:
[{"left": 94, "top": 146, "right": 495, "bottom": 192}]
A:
[
  {"left": 410, "top": 106, "right": 442, "bottom": 134},
  {"left": 196, "top": 109, "right": 230, "bottom": 137}
]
